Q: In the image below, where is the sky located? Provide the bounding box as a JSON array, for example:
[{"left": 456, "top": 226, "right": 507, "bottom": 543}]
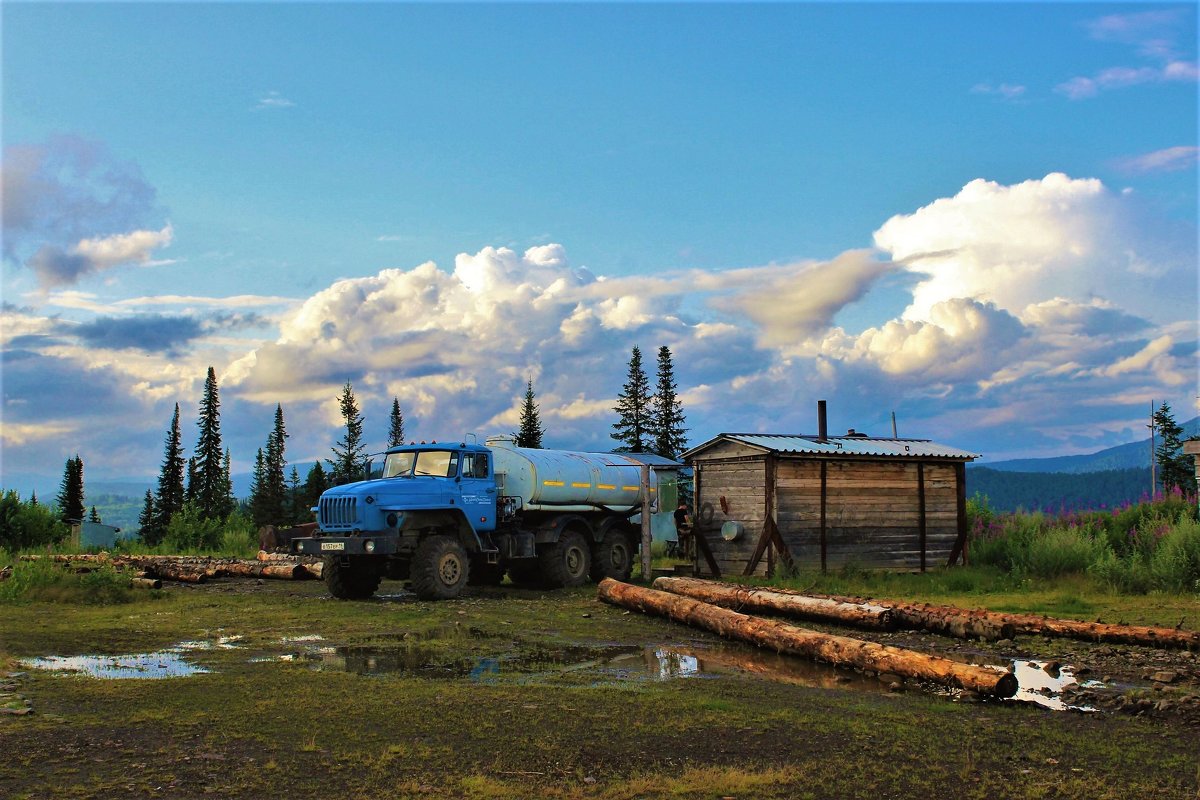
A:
[{"left": 1, "top": 2, "right": 1197, "bottom": 493}]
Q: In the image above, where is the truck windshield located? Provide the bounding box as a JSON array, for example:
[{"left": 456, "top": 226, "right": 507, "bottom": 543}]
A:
[{"left": 383, "top": 450, "right": 458, "bottom": 478}]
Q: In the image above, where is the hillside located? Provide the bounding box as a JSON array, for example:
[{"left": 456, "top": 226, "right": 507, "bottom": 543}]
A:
[
  {"left": 966, "top": 467, "right": 1154, "bottom": 513},
  {"left": 983, "top": 416, "right": 1199, "bottom": 474}
]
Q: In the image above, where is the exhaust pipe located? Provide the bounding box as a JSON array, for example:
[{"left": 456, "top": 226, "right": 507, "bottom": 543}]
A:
[{"left": 817, "top": 400, "right": 828, "bottom": 442}]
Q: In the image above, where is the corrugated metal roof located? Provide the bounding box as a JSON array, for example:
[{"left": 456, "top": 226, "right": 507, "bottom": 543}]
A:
[
  {"left": 598, "top": 451, "right": 684, "bottom": 469},
  {"left": 684, "top": 433, "right": 979, "bottom": 461}
]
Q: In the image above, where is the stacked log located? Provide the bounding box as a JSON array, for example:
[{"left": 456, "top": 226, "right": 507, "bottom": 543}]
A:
[
  {"left": 598, "top": 579, "right": 1018, "bottom": 698},
  {"left": 15, "top": 553, "right": 317, "bottom": 586},
  {"left": 652, "top": 577, "right": 898, "bottom": 630}
]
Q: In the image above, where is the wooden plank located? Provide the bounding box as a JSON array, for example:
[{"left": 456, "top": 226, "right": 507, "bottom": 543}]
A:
[
  {"left": 820, "top": 460, "right": 827, "bottom": 573},
  {"left": 918, "top": 461, "right": 927, "bottom": 574},
  {"left": 742, "top": 455, "right": 777, "bottom": 576},
  {"left": 947, "top": 461, "right": 968, "bottom": 567}
]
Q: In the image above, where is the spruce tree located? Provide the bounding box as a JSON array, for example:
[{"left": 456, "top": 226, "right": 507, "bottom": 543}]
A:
[
  {"left": 611, "top": 346, "right": 651, "bottom": 453},
  {"left": 262, "top": 404, "right": 289, "bottom": 523},
  {"left": 154, "top": 404, "right": 187, "bottom": 535},
  {"left": 193, "top": 366, "right": 229, "bottom": 519},
  {"left": 55, "top": 455, "right": 85, "bottom": 523},
  {"left": 650, "top": 345, "right": 688, "bottom": 460},
  {"left": 220, "top": 449, "right": 235, "bottom": 517},
  {"left": 328, "top": 381, "right": 366, "bottom": 484},
  {"left": 301, "top": 462, "right": 329, "bottom": 516},
  {"left": 138, "top": 490, "right": 156, "bottom": 542},
  {"left": 514, "top": 377, "right": 545, "bottom": 448},
  {"left": 287, "top": 466, "right": 301, "bottom": 524},
  {"left": 1154, "top": 402, "right": 1197, "bottom": 495},
  {"left": 248, "top": 448, "right": 267, "bottom": 527},
  {"left": 89, "top": 506, "right": 101, "bottom": 523},
  {"left": 388, "top": 398, "right": 406, "bottom": 447}
]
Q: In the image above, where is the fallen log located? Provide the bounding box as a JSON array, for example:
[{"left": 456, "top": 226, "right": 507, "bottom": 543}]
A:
[
  {"left": 130, "top": 577, "right": 162, "bottom": 590},
  {"left": 598, "top": 579, "right": 1018, "bottom": 698},
  {"left": 302, "top": 561, "right": 323, "bottom": 580},
  {"left": 784, "top": 588, "right": 1198, "bottom": 649},
  {"left": 653, "top": 577, "right": 898, "bottom": 630},
  {"left": 141, "top": 562, "right": 207, "bottom": 583}
]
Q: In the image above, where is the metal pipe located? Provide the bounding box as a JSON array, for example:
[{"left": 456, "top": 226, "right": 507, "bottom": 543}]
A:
[{"left": 817, "top": 400, "right": 828, "bottom": 442}]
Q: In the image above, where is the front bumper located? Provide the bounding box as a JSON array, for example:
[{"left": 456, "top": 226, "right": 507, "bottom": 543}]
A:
[{"left": 293, "top": 534, "right": 401, "bottom": 556}]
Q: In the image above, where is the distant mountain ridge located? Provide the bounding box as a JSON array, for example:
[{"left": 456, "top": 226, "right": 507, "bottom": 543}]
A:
[{"left": 980, "top": 417, "right": 1199, "bottom": 474}]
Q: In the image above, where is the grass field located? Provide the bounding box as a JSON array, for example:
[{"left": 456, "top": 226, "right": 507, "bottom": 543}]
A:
[{"left": 2, "top": 573, "right": 1198, "bottom": 800}]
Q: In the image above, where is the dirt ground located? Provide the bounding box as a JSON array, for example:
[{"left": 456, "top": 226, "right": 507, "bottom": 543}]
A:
[{"left": 2, "top": 577, "right": 1198, "bottom": 799}]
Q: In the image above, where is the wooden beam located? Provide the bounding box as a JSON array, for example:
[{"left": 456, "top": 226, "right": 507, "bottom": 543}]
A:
[
  {"left": 946, "top": 461, "right": 969, "bottom": 567},
  {"left": 695, "top": 525, "right": 722, "bottom": 578},
  {"left": 742, "top": 455, "right": 777, "bottom": 576}
]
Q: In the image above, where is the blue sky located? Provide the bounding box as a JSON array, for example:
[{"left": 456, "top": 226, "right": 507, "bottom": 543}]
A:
[{"left": 2, "top": 2, "right": 1197, "bottom": 491}]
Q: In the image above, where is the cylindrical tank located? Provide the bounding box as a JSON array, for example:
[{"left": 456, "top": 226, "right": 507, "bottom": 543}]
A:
[{"left": 487, "top": 437, "right": 656, "bottom": 512}]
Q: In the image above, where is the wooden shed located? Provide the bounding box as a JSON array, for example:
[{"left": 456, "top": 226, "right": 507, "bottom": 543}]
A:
[{"left": 681, "top": 425, "right": 978, "bottom": 577}]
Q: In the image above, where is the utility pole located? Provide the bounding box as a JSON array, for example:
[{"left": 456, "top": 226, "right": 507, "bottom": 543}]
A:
[{"left": 1148, "top": 399, "right": 1156, "bottom": 498}]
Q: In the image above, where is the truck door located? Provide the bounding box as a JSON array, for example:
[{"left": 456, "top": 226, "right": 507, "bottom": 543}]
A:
[{"left": 459, "top": 451, "right": 497, "bottom": 532}]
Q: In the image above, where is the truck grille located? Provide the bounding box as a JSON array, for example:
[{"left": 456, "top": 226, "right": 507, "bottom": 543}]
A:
[{"left": 319, "top": 496, "right": 358, "bottom": 529}]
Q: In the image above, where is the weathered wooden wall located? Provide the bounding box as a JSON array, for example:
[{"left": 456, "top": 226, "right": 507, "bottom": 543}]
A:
[{"left": 695, "top": 455, "right": 962, "bottom": 576}]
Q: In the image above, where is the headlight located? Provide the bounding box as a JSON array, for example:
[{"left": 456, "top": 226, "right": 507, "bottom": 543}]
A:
[{"left": 365, "top": 540, "right": 376, "bottom": 553}]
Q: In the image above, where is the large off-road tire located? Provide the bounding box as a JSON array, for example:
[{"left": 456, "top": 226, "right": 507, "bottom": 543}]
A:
[
  {"left": 467, "top": 556, "right": 505, "bottom": 586},
  {"left": 590, "top": 531, "right": 635, "bottom": 583},
  {"left": 410, "top": 535, "right": 470, "bottom": 600},
  {"left": 507, "top": 560, "right": 543, "bottom": 587},
  {"left": 324, "top": 556, "right": 381, "bottom": 600},
  {"left": 538, "top": 530, "right": 592, "bottom": 588}
]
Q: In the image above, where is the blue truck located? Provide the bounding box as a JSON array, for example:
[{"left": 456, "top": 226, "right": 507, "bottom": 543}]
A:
[{"left": 293, "top": 436, "right": 675, "bottom": 600}]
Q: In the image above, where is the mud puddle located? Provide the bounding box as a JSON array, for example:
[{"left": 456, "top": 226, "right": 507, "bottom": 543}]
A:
[{"left": 21, "top": 635, "right": 243, "bottom": 680}]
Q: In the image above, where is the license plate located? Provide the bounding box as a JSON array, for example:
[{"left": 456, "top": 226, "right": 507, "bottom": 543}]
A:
[{"left": 320, "top": 542, "right": 345, "bottom": 551}]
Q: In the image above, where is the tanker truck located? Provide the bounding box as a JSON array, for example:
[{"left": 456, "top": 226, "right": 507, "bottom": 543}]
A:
[{"left": 292, "top": 436, "right": 675, "bottom": 600}]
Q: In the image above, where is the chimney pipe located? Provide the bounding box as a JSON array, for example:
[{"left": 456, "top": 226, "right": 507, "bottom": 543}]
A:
[{"left": 817, "top": 400, "right": 828, "bottom": 442}]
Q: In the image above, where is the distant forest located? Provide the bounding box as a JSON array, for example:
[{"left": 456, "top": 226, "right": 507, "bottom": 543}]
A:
[{"left": 967, "top": 467, "right": 1155, "bottom": 513}]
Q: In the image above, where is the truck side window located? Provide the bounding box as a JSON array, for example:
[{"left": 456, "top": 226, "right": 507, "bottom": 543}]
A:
[
  {"left": 462, "top": 453, "right": 488, "bottom": 479},
  {"left": 474, "top": 455, "right": 489, "bottom": 478}
]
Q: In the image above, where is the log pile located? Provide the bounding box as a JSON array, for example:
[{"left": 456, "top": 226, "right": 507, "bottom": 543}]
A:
[
  {"left": 663, "top": 579, "right": 1200, "bottom": 650},
  {"left": 16, "top": 553, "right": 319, "bottom": 586},
  {"left": 599, "top": 579, "right": 1018, "bottom": 697}
]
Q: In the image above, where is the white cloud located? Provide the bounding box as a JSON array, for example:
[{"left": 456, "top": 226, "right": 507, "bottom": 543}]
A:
[
  {"left": 872, "top": 173, "right": 1188, "bottom": 324},
  {"left": 0, "top": 422, "right": 79, "bottom": 447},
  {"left": 255, "top": 91, "right": 295, "bottom": 110},
  {"left": 1115, "top": 145, "right": 1199, "bottom": 174},
  {"left": 26, "top": 224, "right": 173, "bottom": 289},
  {"left": 1059, "top": 9, "right": 1197, "bottom": 99},
  {"left": 970, "top": 82, "right": 1027, "bottom": 101}
]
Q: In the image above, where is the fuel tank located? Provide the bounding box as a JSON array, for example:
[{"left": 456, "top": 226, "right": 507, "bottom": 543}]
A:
[{"left": 486, "top": 436, "right": 656, "bottom": 512}]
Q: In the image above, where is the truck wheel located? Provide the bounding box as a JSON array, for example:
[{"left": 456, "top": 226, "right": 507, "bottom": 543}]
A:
[
  {"left": 324, "top": 556, "right": 381, "bottom": 600},
  {"left": 590, "top": 532, "right": 634, "bottom": 582},
  {"left": 411, "top": 535, "right": 470, "bottom": 600},
  {"left": 539, "top": 530, "right": 591, "bottom": 588}
]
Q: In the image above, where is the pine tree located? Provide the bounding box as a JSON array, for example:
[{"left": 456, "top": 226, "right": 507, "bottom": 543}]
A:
[
  {"left": 248, "top": 448, "right": 267, "bottom": 527},
  {"left": 287, "top": 466, "right": 301, "bottom": 524},
  {"left": 328, "top": 381, "right": 366, "bottom": 484},
  {"left": 89, "top": 506, "right": 101, "bottom": 523},
  {"left": 262, "top": 404, "right": 289, "bottom": 522},
  {"left": 388, "top": 398, "right": 406, "bottom": 447},
  {"left": 514, "top": 377, "right": 545, "bottom": 448},
  {"left": 611, "top": 346, "right": 652, "bottom": 453},
  {"left": 55, "top": 455, "right": 85, "bottom": 523},
  {"left": 300, "top": 462, "right": 329, "bottom": 517},
  {"left": 220, "top": 449, "right": 235, "bottom": 516},
  {"left": 1154, "top": 402, "right": 1197, "bottom": 495},
  {"left": 650, "top": 345, "right": 688, "bottom": 460},
  {"left": 193, "top": 366, "right": 229, "bottom": 519},
  {"left": 29, "top": 491, "right": 38, "bottom": 507},
  {"left": 154, "top": 404, "right": 187, "bottom": 535},
  {"left": 138, "top": 490, "right": 156, "bottom": 542}
]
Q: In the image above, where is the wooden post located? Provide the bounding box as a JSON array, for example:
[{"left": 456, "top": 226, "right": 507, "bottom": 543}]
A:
[
  {"left": 947, "top": 461, "right": 969, "bottom": 567},
  {"left": 917, "top": 462, "right": 927, "bottom": 573},
  {"left": 640, "top": 463, "right": 652, "bottom": 583}
]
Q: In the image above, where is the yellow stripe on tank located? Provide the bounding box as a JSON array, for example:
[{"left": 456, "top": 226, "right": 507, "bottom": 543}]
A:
[
  {"left": 596, "top": 484, "right": 616, "bottom": 490},
  {"left": 571, "top": 482, "right": 591, "bottom": 488},
  {"left": 621, "top": 486, "right": 639, "bottom": 491},
  {"left": 543, "top": 480, "right": 565, "bottom": 487}
]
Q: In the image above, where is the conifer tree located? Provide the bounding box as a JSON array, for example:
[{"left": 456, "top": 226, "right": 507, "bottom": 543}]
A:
[
  {"left": 248, "top": 448, "right": 267, "bottom": 527},
  {"left": 263, "top": 404, "right": 288, "bottom": 522},
  {"left": 154, "top": 404, "right": 187, "bottom": 535},
  {"left": 650, "top": 345, "right": 688, "bottom": 460},
  {"left": 1154, "top": 402, "right": 1197, "bottom": 495},
  {"left": 138, "top": 490, "right": 156, "bottom": 542},
  {"left": 185, "top": 457, "right": 198, "bottom": 503},
  {"left": 287, "top": 466, "right": 301, "bottom": 524},
  {"left": 29, "top": 491, "right": 38, "bottom": 507},
  {"left": 56, "top": 455, "right": 85, "bottom": 523},
  {"left": 514, "top": 377, "right": 545, "bottom": 448},
  {"left": 193, "top": 366, "right": 229, "bottom": 519},
  {"left": 388, "top": 397, "right": 406, "bottom": 447},
  {"left": 89, "top": 506, "right": 101, "bottom": 523},
  {"left": 611, "top": 346, "right": 651, "bottom": 453},
  {"left": 328, "top": 381, "right": 366, "bottom": 484},
  {"left": 300, "top": 462, "right": 329, "bottom": 517},
  {"left": 220, "top": 449, "right": 235, "bottom": 515}
]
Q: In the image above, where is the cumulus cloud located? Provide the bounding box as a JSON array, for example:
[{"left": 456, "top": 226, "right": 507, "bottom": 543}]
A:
[
  {"left": 26, "top": 225, "right": 174, "bottom": 288},
  {"left": 73, "top": 313, "right": 203, "bottom": 354},
  {"left": 872, "top": 173, "right": 1189, "bottom": 324}
]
